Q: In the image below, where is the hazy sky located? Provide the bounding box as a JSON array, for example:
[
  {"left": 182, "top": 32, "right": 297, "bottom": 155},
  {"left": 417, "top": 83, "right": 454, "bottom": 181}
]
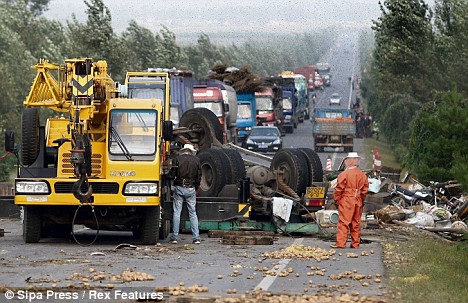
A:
[
  {"left": 44, "top": 0, "right": 383, "bottom": 34},
  {"left": 44, "top": 0, "right": 436, "bottom": 43}
]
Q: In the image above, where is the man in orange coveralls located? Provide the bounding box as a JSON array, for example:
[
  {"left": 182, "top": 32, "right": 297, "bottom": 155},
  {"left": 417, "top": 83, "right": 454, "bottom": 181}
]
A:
[{"left": 331, "top": 152, "right": 369, "bottom": 249}]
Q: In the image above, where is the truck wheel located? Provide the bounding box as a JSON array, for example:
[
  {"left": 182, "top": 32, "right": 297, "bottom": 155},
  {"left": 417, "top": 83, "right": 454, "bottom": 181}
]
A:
[
  {"left": 23, "top": 206, "right": 42, "bottom": 243},
  {"left": 139, "top": 206, "right": 160, "bottom": 245},
  {"left": 298, "top": 148, "right": 324, "bottom": 184},
  {"left": 222, "top": 148, "right": 246, "bottom": 184},
  {"left": 179, "top": 108, "right": 223, "bottom": 151},
  {"left": 271, "top": 148, "right": 309, "bottom": 195},
  {"left": 197, "top": 148, "right": 232, "bottom": 197},
  {"left": 159, "top": 219, "right": 171, "bottom": 240},
  {"left": 21, "top": 108, "right": 40, "bottom": 166}
]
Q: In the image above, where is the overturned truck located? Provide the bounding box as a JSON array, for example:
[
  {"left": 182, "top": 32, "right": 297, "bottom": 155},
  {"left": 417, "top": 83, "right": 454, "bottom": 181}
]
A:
[{"left": 169, "top": 108, "right": 325, "bottom": 233}]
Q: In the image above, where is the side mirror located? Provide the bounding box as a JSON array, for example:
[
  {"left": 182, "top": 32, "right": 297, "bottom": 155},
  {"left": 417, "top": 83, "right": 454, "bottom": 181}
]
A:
[
  {"left": 223, "top": 103, "right": 229, "bottom": 113},
  {"left": 163, "top": 120, "right": 174, "bottom": 141},
  {"left": 4, "top": 130, "right": 15, "bottom": 152}
]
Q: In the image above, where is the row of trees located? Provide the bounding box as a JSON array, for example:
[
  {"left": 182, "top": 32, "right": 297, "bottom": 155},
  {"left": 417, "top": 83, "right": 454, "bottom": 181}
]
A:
[
  {"left": 361, "top": 0, "right": 468, "bottom": 189},
  {"left": 0, "top": 0, "right": 336, "bottom": 181}
]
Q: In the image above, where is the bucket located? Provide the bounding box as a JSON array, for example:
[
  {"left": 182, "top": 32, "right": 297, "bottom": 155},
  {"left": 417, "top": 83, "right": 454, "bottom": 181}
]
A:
[{"left": 316, "top": 210, "right": 339, "bottom": 225}]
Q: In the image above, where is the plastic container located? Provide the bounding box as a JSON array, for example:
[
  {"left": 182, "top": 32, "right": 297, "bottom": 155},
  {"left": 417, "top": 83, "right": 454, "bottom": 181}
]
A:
[{"left": 316, "top": 210, "right": 339, "bottom": 225}]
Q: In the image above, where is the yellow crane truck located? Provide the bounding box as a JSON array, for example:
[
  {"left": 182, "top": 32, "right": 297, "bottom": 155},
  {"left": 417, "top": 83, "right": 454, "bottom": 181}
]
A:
[{"left": 4, "top": 58, "right": 173, "bottom": 244}]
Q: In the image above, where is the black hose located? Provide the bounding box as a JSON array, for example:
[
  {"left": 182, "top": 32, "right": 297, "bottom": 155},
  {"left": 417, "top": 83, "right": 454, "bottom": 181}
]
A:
[{"left": 71, "top": 204, "right": 99, "bottom": 246}]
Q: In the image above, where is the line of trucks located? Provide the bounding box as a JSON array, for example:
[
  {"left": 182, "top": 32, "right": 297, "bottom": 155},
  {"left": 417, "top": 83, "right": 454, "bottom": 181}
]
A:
[{"left": 4, "top": 58, "right": 327, "bottom": 244}]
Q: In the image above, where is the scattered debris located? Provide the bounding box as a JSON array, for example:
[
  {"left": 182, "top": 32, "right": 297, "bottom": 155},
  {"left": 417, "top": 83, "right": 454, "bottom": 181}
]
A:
[
  {"left": 214, "top": 290, "right": 385, "bottom": 302},
  {"left": 115, "top": 243, "right": 137, "bottom": 250},
  {"left": 262, "top": 245, "right": 336, "bottom": 261}
]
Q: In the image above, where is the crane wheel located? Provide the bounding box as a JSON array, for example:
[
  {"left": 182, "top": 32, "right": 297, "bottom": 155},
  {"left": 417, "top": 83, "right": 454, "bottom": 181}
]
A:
[
  {"left": 298, "top": 148, "right": 324, "bottom": 184},
  {"left": 197, "top": 148, "right": 232, "bottom": 197},
  {"left": 179, "top": 108, "right": 223, "bottom": 151},
  {"left": 139, "top": 206, "right": 160, "bottom": 245},
  {"left": 23, "top": 206, "right": 42, "bottom": 243},
  {"left": 271, "top": 148, "right": 309, "bottom": 195},
  {"left": 21, "top": 108, "right": 40, "bottom": 166}
]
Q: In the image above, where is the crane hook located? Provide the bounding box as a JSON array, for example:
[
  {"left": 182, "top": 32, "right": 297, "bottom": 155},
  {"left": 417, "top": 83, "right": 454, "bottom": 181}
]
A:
[{"left": 72, "top": 174, "right": 93, "bottom": 203}]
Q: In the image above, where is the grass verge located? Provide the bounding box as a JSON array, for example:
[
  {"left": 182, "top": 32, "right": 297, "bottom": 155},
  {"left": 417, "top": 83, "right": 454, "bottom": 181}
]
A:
[
  {"left": 384, "top": 233, "right": 468, "bottom": 303},
  {"left": 363, "top": 137, "right": 401, "bottom": 170}
]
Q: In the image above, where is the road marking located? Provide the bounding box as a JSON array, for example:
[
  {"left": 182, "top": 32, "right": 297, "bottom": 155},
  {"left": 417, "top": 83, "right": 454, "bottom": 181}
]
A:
[
  {"left": 254, "top": 238, "right": 304, "bottom": 291},
  {"left": 331, "top": 148, "right": 339, "bottom": 168},
  {"left": 348, "top": 43, "right": 357, "bottom": 109}
]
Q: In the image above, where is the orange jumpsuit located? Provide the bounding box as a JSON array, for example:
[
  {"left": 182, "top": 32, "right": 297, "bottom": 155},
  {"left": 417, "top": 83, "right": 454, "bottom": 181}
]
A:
[{"left": 333, "top": 167, "right": 369, "bottom": 248}]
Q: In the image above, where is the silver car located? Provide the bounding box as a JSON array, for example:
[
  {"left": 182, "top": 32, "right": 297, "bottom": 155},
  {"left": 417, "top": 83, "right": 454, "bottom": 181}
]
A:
[{"left": 329, "top": 93, "right": 341, "bottom": 106}]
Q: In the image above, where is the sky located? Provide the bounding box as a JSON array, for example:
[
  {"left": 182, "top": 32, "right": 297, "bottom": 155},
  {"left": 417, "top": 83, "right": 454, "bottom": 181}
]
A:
[{"left": 43, "top": 0, "right": 435, "bottom": 43}]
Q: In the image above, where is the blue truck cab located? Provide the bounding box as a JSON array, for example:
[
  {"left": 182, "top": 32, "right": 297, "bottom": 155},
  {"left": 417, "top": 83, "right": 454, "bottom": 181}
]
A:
[
  {"left": 236, "top": 91, "right": 256, "bottom": 145},
  {"left": 281, "top": 78, "right": 299, "bottom": 134},
  {"left": 121, "top": 68, "right": 194, "bottom": 127},
  {"left": 167, "top": 71, "right": 194, "bottom": 127}
]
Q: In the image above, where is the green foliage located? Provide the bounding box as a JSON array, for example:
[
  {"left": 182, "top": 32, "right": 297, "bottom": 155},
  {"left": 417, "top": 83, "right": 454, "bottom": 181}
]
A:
[
  {"left": 393, "top": 144, "right": 408, "bottom": 164},
  {"left": 433, "top": 0, "right": 468, "bottom": 93},
  {"left": 362, "top": 0, "right": 468, "bottom": 187},
  {"left": 405, "top": 89, "right": 468, "bottom": 186},
  {"left": 451, "top": 153, "right": 468, "bottom": 192},
  {"left": 365, "top": 0, "right": 434, "bottom": 145},
  {"left": 380, "top": 95, "right": 421, "bottom": 145}
]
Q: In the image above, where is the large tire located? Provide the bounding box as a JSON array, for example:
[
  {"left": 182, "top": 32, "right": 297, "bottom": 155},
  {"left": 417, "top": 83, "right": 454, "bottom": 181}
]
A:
[
  {"left": 21, "top": 108, "right": 40, "bottom": 166},
  {"left": 139, "top": 206, "right": 160, "bottom": 245},
  {"left": 23, "top": 206, "right": 42, "bottom": 243},
  {"left": 271, "top": 148, "right": 309, "bottom": 195},
  {"left": 298, "top": 148, "right": 324, "bottom": 184},
  {"left": 179, "top": 108, "right": 223, "bottom": 151},
  {"left": 222, "top": 149, "right": 246, "bottom": 184},
  {"left": 159, "top": 219, "right": 171, "bottom": 240},
  {"left": 197, "top": 148, "right": 232, "bottom": 197}
]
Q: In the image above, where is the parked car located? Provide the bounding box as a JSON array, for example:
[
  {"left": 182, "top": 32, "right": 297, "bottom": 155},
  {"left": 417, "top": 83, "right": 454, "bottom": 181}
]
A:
[
  {"left": 244, "top": 126, "right": 282, "bottom": 152},
  {"left": 329, "top": 93, "right": 341, "bottom": 105}
]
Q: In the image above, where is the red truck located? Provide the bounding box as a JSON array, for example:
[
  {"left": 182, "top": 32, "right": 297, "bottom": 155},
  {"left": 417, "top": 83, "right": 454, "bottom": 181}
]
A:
[{"left": 254, "top": 85, "right": 283, "bottom": 132}]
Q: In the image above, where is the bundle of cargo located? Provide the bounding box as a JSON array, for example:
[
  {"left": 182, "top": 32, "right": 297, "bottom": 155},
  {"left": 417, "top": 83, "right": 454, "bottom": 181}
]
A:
[{"left": 208, "top": 64, "right": 263, "bottom": 92}]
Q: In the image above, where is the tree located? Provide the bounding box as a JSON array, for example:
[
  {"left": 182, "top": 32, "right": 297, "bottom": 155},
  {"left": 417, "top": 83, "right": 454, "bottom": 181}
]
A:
[
  {"left": 365, "top": 0, "right": 436, "bottom": 147},
  {"left": 2, "top": 0, "right": 50, "bottom": 16},
  {"left": 433, "top": 0, "right": 468, "bottom": 94},
  {"left": 122, "top": 20, "right": 158, "bottom": 71},
  {"left": 380, "top": 94, "right": 421, "bottom": 146},
  {"left": 156, "top": 26, "right": 188, "bottom": 69},
  {"left": 372, "top": 0, "right": 433, "bottom": 99},
  {"left": 405, "top": 88, "right": 468, "bottom": 186},
  {"left": 0, "top": 2, "right": 37, "bottom": 181},
  {"left": 185, "top": 34, "right": 228, "bottom": 78}
]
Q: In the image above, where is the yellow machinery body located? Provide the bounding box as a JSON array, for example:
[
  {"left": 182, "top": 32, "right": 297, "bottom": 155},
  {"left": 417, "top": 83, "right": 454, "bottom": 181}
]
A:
[{"left": 13, "top": 58, "right": 171, "bottom": 244}]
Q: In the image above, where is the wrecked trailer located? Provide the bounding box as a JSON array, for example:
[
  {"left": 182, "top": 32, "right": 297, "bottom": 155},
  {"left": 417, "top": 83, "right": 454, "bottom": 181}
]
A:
[{"left": 164, "top": 108, "right": 326, "bottom": 235}]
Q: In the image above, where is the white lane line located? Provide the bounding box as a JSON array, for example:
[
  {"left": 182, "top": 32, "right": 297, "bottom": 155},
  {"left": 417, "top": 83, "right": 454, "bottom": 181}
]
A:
[
  {"left": 348, "top": 44, "right": 357, "bottom": 109},
  {"left": 254, "top": 238, "right": 304, "bottom": 291},
  {"left": 331, "top": 148, "right": 339, "bottom": 168}
]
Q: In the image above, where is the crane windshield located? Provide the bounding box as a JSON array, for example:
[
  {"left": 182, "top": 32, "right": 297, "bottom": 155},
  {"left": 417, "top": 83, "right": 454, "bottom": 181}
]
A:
[{"left": 109, "top": 109, "right": 158, "bottom": 160}]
